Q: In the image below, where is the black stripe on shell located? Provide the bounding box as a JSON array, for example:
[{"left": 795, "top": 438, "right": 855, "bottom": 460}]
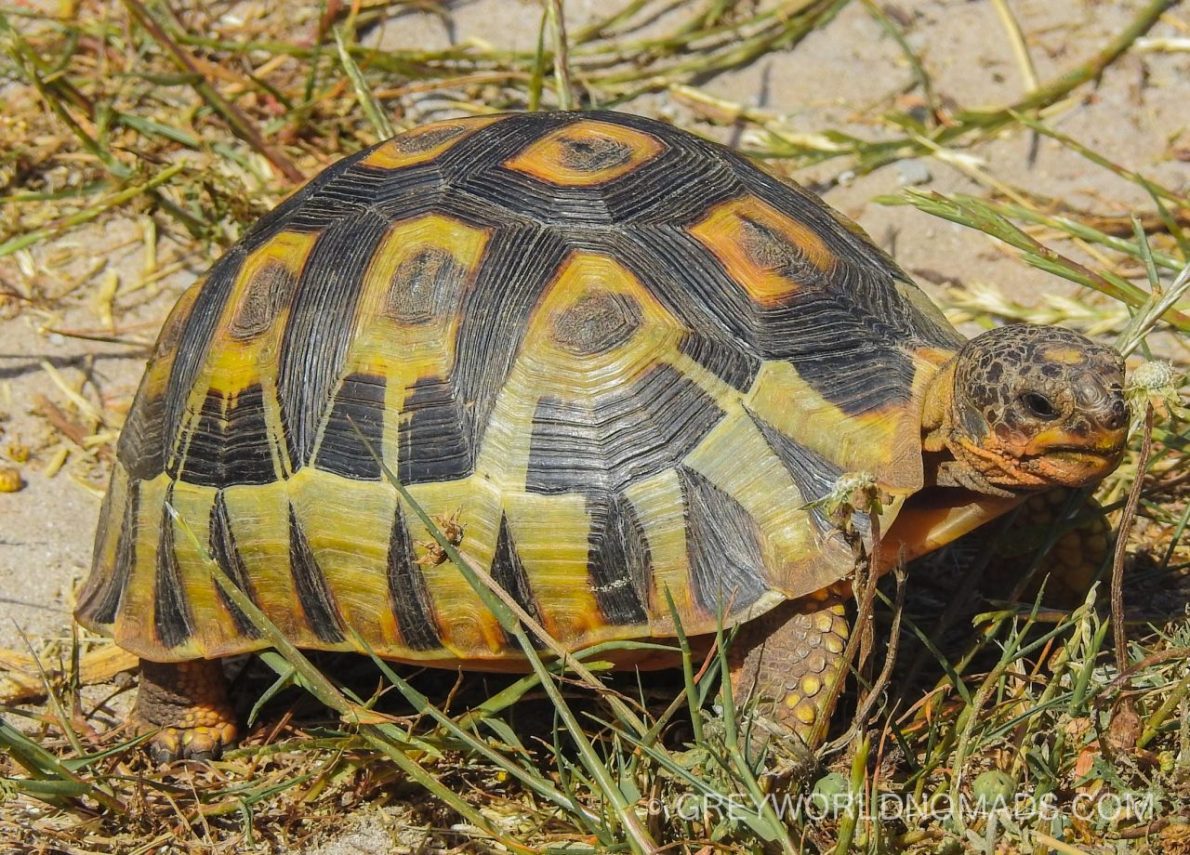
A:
[
  {"left": 525, "top": 396, "right": 601, "bottom": 494},
  {"left": 288, "top": 505, "right": 345, "bottom": 643},
  {"left": 677, "top": 330, "right": 760, "bottom": 391},
  {"left": 386, "top": 500, "right": 442, "bottom": 651},
  {"left": 208, "top": 490, "right": 262, "bottom": 638},
  {"left": 366, "top": 166, "right": 461, "bottom": 224},
  {"left": 749, "top": 410, "right": 870, "bottom": 537},
  {"left": 679, "top": 466, "right": 769, "bottom": 617},
  {"left": 159, "top": 145, "right": 394, "bottom": 479},
  {"left": 177, "top": 385, "right": 276, "bottom": 487},
  {"left": 631, "top": 222, "right": 916, "bottom": 416},
  {"left": 154, "top": 492, "right": 194, "bottom": 649},
  {"left": 432, "top": 112, "right": 571, "bottom": 181},
  {"left": 78, "top": 479, "right": 139, "bottom": 625},
  {"left": 277, "top": 213, "right": 391, "bottom": 473},
  {"left": 160, "top": 251, "right": 246, "bottom": 479},
  {"left": 490, "top": 514, "right": 543, "bottom": 646},
  {"left": 525, "top": 364, "right": 724, "bottom": 494},
  {"left": 583, "top": 110, "right": 746, "bottom": 224},
  {"left": 361, "top": 115, "right": 565, "bottom": 228},
  {"left": 118, "top": 292, "right": 195, "bottom": 481},
  {"left": 447, "top": 225, "right": 572, "bottom": 478},
  {"left": 118, "top": 392, "right": 168, "bottom": 482},
  {"left": 239, "top": 146, "right": 379, "bottom": 248},
  {"left": 398, "top": 375, "right": 472, "bottom": 484},
  {"left": 586, "top": 491, "right": 651, "bottom": 626},
  {"left": 314, "top": 372, "right": 387, "bottom": 480}
]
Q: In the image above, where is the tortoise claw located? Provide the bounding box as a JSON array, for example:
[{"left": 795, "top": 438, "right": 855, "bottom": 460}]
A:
[
  {"left": 135, "top": 659, "right": 238, "bottom": 763},
  {"left": 145, "top": 722, "right": 238, "bottom": 763}
]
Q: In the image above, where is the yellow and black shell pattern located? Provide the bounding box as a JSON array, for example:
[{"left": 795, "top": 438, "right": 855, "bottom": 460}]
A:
[{"left": 77, "top": 111, "right": 963, "bottom": 665}]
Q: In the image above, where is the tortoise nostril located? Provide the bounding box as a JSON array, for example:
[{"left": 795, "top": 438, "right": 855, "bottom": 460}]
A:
[{"left": 1105, "top": 399, "right": 1128, "bottom": 431}]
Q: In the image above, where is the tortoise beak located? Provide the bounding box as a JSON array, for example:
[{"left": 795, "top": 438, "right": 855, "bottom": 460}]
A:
[
  {"left": 1023, "top": 441, "right": 1126, "bottom": 487},
  {"left": 1018, "top": 381, "right": 1129, "bottom": 487}
]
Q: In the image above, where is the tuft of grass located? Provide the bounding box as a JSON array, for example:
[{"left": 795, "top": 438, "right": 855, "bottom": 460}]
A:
[{"left": 0, "top": 1, "right": 1187, "bottom": 852}]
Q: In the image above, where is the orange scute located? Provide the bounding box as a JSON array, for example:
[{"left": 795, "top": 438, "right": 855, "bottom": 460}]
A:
[
  {"left": 362, "top": 116, "right": 505, "bottom": 170},
  {"left": 688, "top": 196, "right": 836, "bottom": 307},
  {"left": 504, "top": 120, "right": 665, "bottom": 186}
]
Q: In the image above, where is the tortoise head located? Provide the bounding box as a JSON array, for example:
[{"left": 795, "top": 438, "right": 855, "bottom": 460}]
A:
[{"left": 922, "top": 325, "right": 1128, "bottom": 496}]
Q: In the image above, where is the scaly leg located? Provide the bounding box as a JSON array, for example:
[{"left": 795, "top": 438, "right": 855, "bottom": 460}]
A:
[
  {"left": 134, "top": 659, "right": 238, "bottom": 762},
  {"left": 729, "top": 589, "right": 850, "bottom": 749}
]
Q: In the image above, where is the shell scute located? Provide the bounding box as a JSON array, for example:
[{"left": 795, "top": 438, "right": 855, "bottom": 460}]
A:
[
  {"left": 504, "top": 119, "right": 666, "bottom": 186},
  {"left": 361, "top": 114, "right": 506, "bottom": 170},
  {"left": 689, "top": 195, "right": 837, "bottom": 307}
]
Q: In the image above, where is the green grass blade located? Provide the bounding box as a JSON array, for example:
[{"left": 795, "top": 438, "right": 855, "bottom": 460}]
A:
[{"left": 333, "top": 25, "right": 394, "bottom": 139}]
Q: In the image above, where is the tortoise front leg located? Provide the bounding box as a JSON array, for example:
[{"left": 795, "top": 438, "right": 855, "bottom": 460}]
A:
[
  {"left": 134, "top": 659, "right": 238, "bottom": 762},
  {"left": 993, "top": 489, "right": 1112, "bottom": 608},
  {"left": 728, "top": 590, "right": 850, "bottom": 749}
]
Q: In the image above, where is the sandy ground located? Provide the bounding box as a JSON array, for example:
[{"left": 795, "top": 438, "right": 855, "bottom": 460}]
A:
[{"left": 0, "top": 0, "right": 1186, "bottom": 850}]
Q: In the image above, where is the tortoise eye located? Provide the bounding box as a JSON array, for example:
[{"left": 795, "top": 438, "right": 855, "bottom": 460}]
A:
[{"left": 1020, "top": 392, "right": 1059, "bottom": 420}]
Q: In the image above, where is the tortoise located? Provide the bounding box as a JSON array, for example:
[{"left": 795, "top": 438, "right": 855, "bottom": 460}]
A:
[{"left": 76, "top": 111, "right": 1129, "bottom": 761}]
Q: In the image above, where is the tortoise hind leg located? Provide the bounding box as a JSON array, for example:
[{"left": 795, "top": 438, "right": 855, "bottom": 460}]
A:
[
  {"left": 728, "top": 590, "right": 850, "bottom": 749},
  {"left": 134, "top": 659, "right": 238, "bottom": 762}
]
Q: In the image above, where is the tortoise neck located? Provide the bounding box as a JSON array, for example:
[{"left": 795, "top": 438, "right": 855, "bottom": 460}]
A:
[
  {"left": 918, "top": 355, "right": 1020, "bottom": 498},
  {"left": 920, "top": 357, "right": 957, "bottom": 456}
]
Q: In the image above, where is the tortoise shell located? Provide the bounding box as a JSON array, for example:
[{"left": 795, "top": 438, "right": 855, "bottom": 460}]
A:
[{"left": 77, "top": 111, "right": 966, "bottom": 665}]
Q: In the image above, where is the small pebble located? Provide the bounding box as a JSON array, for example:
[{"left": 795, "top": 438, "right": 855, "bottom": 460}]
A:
[
  {"left": 0, "top": 465, "right": 24, "bottom": 493},
  {"left": 896, "top": 158, "right": 932, "bottom": 186}
]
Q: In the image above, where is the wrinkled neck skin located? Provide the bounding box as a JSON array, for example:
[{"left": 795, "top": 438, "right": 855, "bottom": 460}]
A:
[
  {"left": 919, "top": 358, "right": 1018, "bottom": 499},
  {"left": 920, "top": 359, "right": 954, "bottom": 455}
]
